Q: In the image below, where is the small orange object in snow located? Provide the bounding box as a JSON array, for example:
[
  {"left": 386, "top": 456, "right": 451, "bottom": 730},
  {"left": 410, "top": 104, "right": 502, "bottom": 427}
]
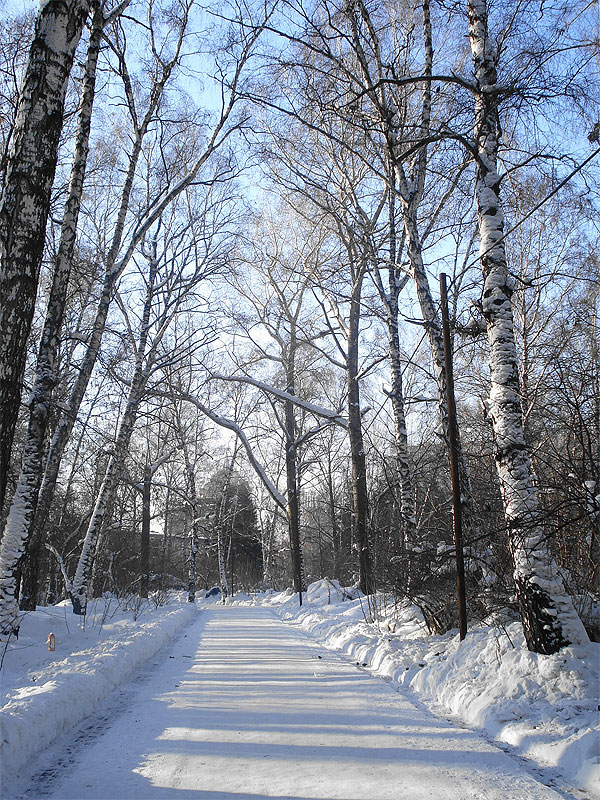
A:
[{"left": 47, "top": 632, "right": 56, "bottom": 651}]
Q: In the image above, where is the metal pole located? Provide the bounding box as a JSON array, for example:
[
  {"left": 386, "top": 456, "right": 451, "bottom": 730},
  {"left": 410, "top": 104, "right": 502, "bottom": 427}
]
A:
[
  {"left": 230, "top": 534, "right": 234, "bottom": 599},
  {"left": 440, "top": 273, "right": 468, "bottom": 640}
]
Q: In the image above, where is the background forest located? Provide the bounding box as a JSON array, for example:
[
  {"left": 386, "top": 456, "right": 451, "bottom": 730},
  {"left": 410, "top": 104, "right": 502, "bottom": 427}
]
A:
[{"left": 0, "top": 0, "right": 598, "bottom": 655}]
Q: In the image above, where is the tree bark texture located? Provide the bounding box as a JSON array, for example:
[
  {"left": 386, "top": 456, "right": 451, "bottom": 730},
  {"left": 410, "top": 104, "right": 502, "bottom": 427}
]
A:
[
  {"left": 140, "top": 464, "right": 151, "bottom": 598},
  {"left": 0, "top": 0, "right": 91, "bottom": 514},
  {"left": 69, "top": 247, "right": 157, "bottom": 615},
  {"left": 8, "top": 13, "right": 103, "bottom": 619},
  {"left": 347, "top": 279, "right": 373, "bottom": 595},
  {"left": 69, "top": 370, "right": 146, "bottom": 614},
  {"left": 467, "top": 0, "right": 588, "bottom": 653}
]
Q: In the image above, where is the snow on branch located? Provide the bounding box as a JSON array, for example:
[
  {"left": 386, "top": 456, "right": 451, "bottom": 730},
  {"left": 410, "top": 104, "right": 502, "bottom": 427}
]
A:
[
  {"left": 147, "top": 453, "right": 172, "bottom": 476},
  {"left": 295, "top": 421, "right": 341, "bottom": 448},
  {"left": 209, "top": 374, "right": 348, "bottom": 429},
  {"left": 152, "top": 389, "right": 287, "bottom": 509},
  {"left": 45, "top": 544, "right": 72, "bottom": 594}
]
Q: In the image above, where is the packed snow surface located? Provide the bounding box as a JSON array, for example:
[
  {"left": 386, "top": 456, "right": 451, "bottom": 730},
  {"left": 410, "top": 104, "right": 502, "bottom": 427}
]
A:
[
  {"left": 1, "top": 593, "right": 197, "bottom": 789},
  {"left": 248, "top": 580, "right": 599, "bottom": 798},
  {"left": 1, "top": 581, "right": 598, "bottom": 799}
]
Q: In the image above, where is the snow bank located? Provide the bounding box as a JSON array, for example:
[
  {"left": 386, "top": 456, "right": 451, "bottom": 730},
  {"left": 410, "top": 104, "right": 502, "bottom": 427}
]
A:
[
  {"left": 250, "top": 579, "right": 600, "bottom": 799},
  {"left": 0, "top": 593, "right": 197, "bottom": 779},
  {"left": 411, "top": 623, "right": 599, "bottom": 793}
]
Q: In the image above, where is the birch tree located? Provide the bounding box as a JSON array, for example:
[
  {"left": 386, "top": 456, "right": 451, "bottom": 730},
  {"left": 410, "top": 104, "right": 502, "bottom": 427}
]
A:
[
  {"left": 68, "top": 231, "right": 166, "bottom": 614},
  {"left": 67, "top": 189, "right": 227, "bottom": 615},
  {"left": 466, "top": 0, "right": 589, "bottom": 652},
  {"left": 366, "top": 179, "right": 416, "bottom": 556},
  {"left": 12, "top": 0, "right": 268, "bottom": 618},
  {"left": 230, "top": 210, "right": 333, "bottom": 596},
  {"left": 0, "top": 0, "right": 92, "bottom": 511},
  {"left": 265, "top": 112, "right": 400, "bottom": 594},
  {"left": 28, "top": 0, "right": 196, "bottom": 547},
  {"left": 1, "top": 3, "right": 126, "bottom": 617}
]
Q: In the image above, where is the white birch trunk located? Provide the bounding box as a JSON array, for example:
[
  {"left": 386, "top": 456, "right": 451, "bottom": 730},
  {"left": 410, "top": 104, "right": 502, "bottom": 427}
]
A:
[
  {"left": 69, "top": 246, "right": 158, "bottom": 615},
  {"left": 467, "top": 0, "right": 588, "bottom": 652},
  {"left": 0, "top": 0, "right": 91, "bottom": 512},
  {"left": 374, "top": 186, "right": 416, "bottom": 554},
  {"left": 0, "top": 13, "right": 102, "bottom": 634},
  {"left": 69, "top": 366, "right": 147, "bottom": 614}
]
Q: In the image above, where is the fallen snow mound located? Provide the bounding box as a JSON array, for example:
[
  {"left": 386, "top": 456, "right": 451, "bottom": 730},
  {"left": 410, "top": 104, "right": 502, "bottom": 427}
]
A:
[{"left": 0, "top": 593, "right": 197, "bottom": 779}]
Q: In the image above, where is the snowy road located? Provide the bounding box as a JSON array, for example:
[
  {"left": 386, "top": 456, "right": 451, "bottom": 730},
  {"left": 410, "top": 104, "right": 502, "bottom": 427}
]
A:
[{"left": 18, "top": 605, "right": 568, "bottom": 800}]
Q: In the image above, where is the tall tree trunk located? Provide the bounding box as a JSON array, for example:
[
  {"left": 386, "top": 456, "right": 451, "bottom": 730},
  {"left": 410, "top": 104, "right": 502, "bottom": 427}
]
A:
[
  {"left": 140, "top": 463, "right": 151, "bottom": 598},
  {"left": 285, "top": 333, "right": 306, "bottom": 601},
  {"left": 467, "top": 0, "right": 588, "bottom": 653},
  {"left": 5, "top": 13, "right": 104, "bottom": 620},
  {"left": 0, "top": 0, "right": 91, "bottom": 514},
  {"left": 378, "top": 183, "right": 415, "bottom": 559},
  {"left": 347, "top": 277, "right": 373, "bottom": 595},
  {"left": 69, "top": 244, "right": 157, "bottom": 615},
  {"left": 69, "top": 369, "right": 146, "bottom": 614}
]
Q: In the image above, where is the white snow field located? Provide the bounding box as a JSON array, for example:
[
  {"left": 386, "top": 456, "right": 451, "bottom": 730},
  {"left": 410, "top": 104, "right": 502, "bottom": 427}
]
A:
[{"left": 2, "top": 599, "right": 596, "bottom": 800}]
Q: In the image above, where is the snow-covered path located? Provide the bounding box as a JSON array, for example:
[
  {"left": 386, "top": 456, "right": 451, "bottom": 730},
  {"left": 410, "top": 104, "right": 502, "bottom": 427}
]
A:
[{"left": 20, "top": 605, "right": 568, "bottom": 800}]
